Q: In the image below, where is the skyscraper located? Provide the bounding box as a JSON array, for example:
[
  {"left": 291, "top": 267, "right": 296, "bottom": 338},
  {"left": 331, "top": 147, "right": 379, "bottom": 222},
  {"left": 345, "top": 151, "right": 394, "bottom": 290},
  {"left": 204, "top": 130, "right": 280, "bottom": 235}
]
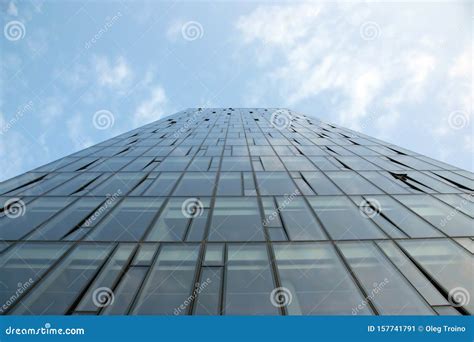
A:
[{"left": 0, "top": 108, "right": 472, "bottom": 316}]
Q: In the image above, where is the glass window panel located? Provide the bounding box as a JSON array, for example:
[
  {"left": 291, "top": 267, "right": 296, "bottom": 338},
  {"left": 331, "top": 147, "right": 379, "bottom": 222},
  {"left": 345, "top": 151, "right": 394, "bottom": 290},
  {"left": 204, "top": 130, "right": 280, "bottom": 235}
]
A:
[
  {"left": 88, "top": 173, "right": 144, "bottom": 196},
  {"left": 187, "top": 157, "right": 212, "bottom": 171},
  {"left": 131, "top": 244, "right": 158, "bottom": 266},
  {"left": 338, "top": 242, "right": 434, "bottom": 315},
  {"left": 143, "top": 173, "right": 180, "bottom": 196},
  {"left": 398, "top": 239, "right": 474, "bottom": 314},
  {"left": 203, "top": 244, "right": 224, "bottom": 266},
  {"left": 363, "top": 195, "right": 443, "bottom": 238},
  {"left": 11, "top": 244, "right": 113, "bottom": 314},
  {"left": 280, "top": 157, "right": 316, "bottom": 171},
  {"left": 103, "top": 267, "right": 148, "bottom": 315},
  {"left": 359, "top": 171, "right": 410, "bottom": 194},
  {"left": 132, "top": 244, "right": 200, "bottom": 315},
  {"left": 395, "top": 195, "right": 472, "bottom": 236},
  {"left": 326, "top": 171, "right": 383, "bottom": 195},
  {"left": 86, "top": 198, "right": 163, "bottom": 241},
  {"left": 335, "top": 156, "right": 379, "bottom": 170},
  {"left": 173, "top": 172, "right": 216, "bottom": 196},
  {"left": 90, "top": 157, "right": 134, "bottom": 172},
  {"left": 194, "top": 268, "right": 222, "bottom": 315},
  {"left": 256, "top": 172, "right": 298, "bottom": 196},
  {"left": 309, "top": 157, "right": 340, "bottom": 171},
  {"left": 277, "top": 197, "right": 326, "bottom": 241},
  {"left": 377, "top": 241, "right": 448, "bottom": 306},
  {"left": 433, "top": 306, "right": 461, "bottom": 315},
  {"left": 76, "top": 244, "right": 135, "bottom": 311},
  {"left": 221, "top": 157, "right": 252, "bottom": 171},
  {"left": 27, "top": 198, "right": 103, "bottom": 240},
  {"left": 225, "top": 244, "right": 278, "bottom": 315},
  {"left": 154, "top": 157, "right": 191, "bottom": 171},
  {"left": 301, "top": 172, "right": 342, "bottom": 195},
  {"left": 274, "top": 243, "right": 371, "bottom": 315},
  {"left": 145, "top": 198, "right": 194, "bottom": 241},
  {"left": 0, "top": 197, "right": 74, "bottom": 240},
  {"left": 0, "top": 242, "right": 71, "bottom": 311},
  {"left": 16, "top": 174, "right": 74, "bottom": 196},
  {"left": 308, "top": 196, "right": 386, "bottom": 240},
  {"left": 209, "top": 198, "right": 265, "bottom": 241},
  {"left": 434, "top": 194, "right": 474, "bottom": 218},
  {"left": 217, "top": 172, "right": 242, "bottom": 196},
  {"left": 260, "top": 157, "right": 285, "bottom": 171},
  {"left": 46, "top": 173, "right": 106, "bottom": 196}
]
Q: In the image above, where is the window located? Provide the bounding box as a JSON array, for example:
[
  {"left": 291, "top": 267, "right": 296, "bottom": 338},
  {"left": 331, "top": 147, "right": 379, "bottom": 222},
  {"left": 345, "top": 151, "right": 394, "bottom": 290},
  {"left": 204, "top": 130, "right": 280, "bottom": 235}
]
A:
[
  {"left": 256, "top": 172, "right": 298, "bottom": 196},
  {"left": 217, "top": 172, "right": 242, "bottom": 196},
  {"left": 209, "top": 198, "right": 265, "bottom": 241},
  {"left": 277, "top": 197, "right": 326, "bottom": 241},
  {"left": 325, "top": 171, "right": 383, "bottom": 195},
  {"left": 308, "top": 196, "right": 386, "bottom": 240},
  {"left": 173, "top": 172, "right": 216, "bottom": 196},
  {"left": 395, "top": 195, "right": 472, "bottom": 236},
  {"left": 132, "top": 244, "right": 200, "bottom": 314},
  {"left": 398, "top": 239, "right": 473, "bottom": 314},
  {"left": 337, "top": 242, "right": 434, "bottom": 315},
  {"left": 274, "top": 243, "right": 371, "bottom": 315},
  {"left": 0, "top": 242, "right": 71, "bottom": 311},
  {"left": 301, "top": 172, "right": 342, "bottom": 195},
  {"left": 11, "top": 244, "right": 113, "bottom": 314},
  {"left": 86, "top": 198, "right": 163, "bottom": 241},
  {"left": 0, "top": 197, "right": 74, "bottom": 240},
  {"left": 225, "top": 244, "right": 278, "bottom": 315},
  {"left": 143, "top": 173, "right": 180, "bottom": 196},
  {"left": 221, "top": 157, "right": 252, "bottom": 171}
]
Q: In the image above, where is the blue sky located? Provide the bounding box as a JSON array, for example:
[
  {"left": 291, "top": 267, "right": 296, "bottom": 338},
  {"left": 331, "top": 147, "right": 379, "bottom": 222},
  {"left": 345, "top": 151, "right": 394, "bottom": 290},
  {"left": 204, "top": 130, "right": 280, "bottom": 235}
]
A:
[{"left": 1, "top": 0, "right": 472, "bottom": 181}]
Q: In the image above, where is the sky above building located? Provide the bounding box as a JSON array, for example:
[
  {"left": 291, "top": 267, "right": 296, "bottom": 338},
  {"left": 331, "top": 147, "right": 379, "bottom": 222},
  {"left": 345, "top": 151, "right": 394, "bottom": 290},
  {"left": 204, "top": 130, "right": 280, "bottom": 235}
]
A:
[{"left": 0, "top": 0, "right": 472, "bottom": 181}]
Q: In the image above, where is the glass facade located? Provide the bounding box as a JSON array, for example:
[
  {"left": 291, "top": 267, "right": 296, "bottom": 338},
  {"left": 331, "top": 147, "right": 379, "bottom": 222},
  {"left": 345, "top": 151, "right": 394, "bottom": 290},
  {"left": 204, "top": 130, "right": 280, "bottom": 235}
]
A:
[{"left": 0, "top": 108, "right": 472, "bottom": 316}]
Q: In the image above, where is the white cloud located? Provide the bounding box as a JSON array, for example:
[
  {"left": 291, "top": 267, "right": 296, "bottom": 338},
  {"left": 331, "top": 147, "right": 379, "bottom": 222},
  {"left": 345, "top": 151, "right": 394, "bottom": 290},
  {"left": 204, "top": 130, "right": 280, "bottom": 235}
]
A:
[
  {"left": 133, "top": 86, "right": 168, "bottom": 126},
  {"left": 235, "top": 2, "right": 471, "bottom": 168},
  {"left": 94, "top": 56, "right": 133, "bottom": 89}
]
